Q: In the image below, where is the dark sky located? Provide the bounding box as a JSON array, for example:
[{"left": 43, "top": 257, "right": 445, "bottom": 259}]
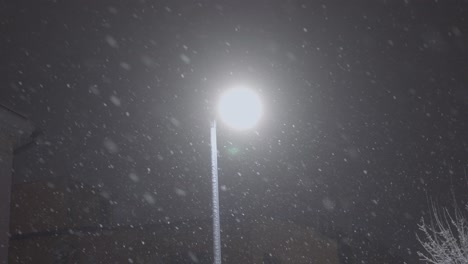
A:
[{"left": 2, "top": 0, "right": 468, "bottom": 262}]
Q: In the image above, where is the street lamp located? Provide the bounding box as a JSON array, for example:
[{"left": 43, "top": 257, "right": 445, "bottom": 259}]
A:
[{"left": 211, "top": 86, "right": 263, "bottom": 264}]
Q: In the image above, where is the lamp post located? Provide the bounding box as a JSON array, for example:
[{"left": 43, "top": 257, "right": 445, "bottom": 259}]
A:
[{"left": 210, "top": 87, "right": 263, "bottom": 264}]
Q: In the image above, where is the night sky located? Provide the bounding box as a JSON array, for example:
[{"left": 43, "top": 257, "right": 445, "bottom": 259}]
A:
[{"left": 2, "top": 0, "right": 468, "bottom": 263}]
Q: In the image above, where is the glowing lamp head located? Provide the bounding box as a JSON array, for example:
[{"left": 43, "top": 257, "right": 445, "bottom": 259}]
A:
[{"left": 218, "top": 87, "right": 263, "bottom": 130}]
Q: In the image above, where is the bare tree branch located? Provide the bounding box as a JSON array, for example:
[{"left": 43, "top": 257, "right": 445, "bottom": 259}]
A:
[{"left": 416, "top": 202, "right": 468, "bottom": 263}]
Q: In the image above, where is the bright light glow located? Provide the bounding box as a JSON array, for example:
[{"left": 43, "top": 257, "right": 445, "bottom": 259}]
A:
[{"left": 218, "top": 87, "right": 263, "bottom": 130}]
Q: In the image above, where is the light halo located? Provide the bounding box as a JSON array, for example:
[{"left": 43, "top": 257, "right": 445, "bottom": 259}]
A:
[{"left": 217, "top": 86, "right": 263, "bottom": 130}]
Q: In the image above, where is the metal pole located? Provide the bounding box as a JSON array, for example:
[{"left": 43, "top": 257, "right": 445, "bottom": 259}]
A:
[
  {"left": 210, "top": 120, "right": 222, "bottom": 264},
  {"left": 0, "top": 135, "right": 13, "bottom": 264}
]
